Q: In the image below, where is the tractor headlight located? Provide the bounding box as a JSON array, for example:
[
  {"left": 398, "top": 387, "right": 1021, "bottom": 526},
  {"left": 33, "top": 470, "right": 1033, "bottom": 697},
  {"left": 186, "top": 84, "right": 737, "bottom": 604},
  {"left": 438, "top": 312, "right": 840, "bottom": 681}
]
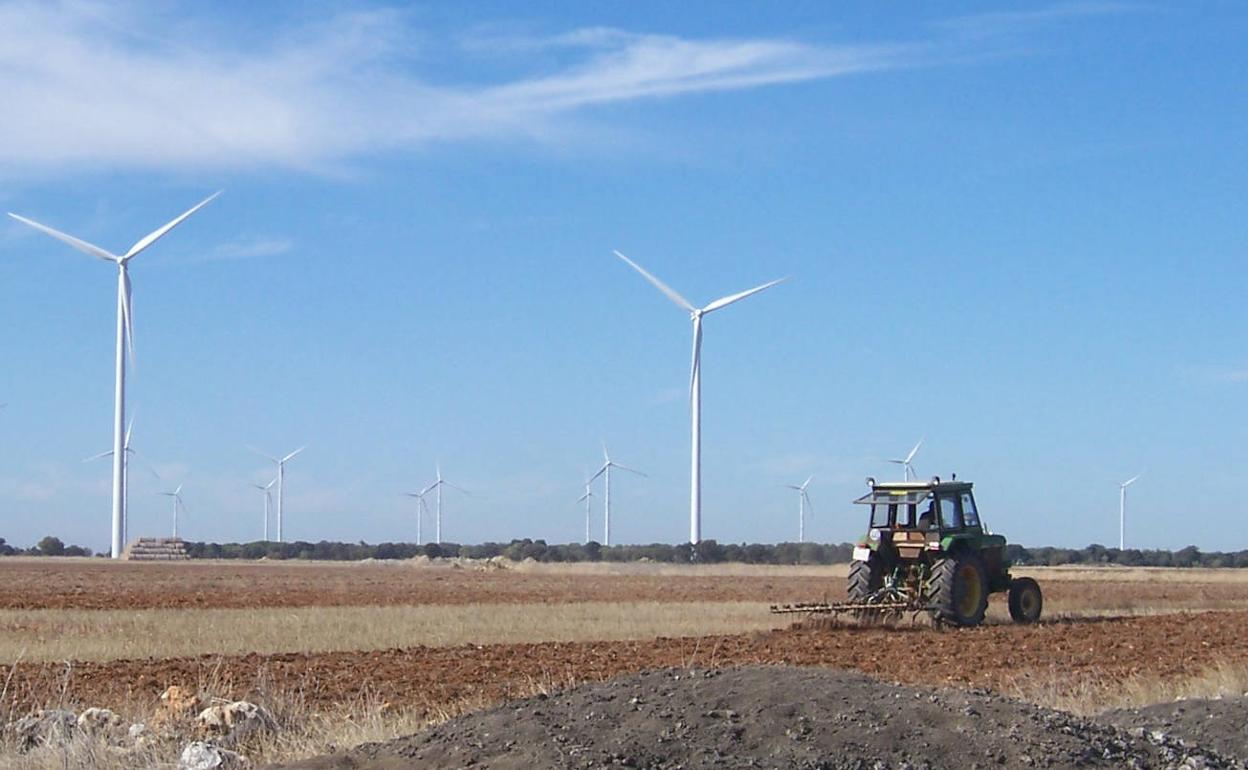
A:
[{"left": 869, "top": 529, "right": 881, "bottom": 541}]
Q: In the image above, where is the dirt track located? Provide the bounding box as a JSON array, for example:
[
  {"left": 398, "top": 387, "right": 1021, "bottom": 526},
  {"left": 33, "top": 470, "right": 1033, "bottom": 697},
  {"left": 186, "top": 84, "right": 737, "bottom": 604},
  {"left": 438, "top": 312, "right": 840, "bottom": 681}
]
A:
[{"left": 5, "top": 611, "right": 1248, "bottom": 716}]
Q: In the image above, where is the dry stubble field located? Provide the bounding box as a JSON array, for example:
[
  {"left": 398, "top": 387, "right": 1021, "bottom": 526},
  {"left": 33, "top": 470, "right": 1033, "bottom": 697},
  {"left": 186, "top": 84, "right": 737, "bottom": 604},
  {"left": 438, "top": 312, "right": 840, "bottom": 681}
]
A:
[{"left": 3, "top": 557, "right": 1248, "bottom": 766}]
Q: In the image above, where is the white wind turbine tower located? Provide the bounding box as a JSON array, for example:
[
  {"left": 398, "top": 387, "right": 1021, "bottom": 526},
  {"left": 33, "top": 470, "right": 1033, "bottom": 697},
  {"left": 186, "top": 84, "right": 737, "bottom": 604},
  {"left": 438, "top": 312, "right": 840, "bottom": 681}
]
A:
[
  {"left": 577, "top": 477, "right": 595, "bottom": 544},
  {"left": 403, "top": 489, "right": 431, "bottom": 546},
  {"left": 784, "top": 475, "right": 815, "bottom": 543},
  {"left": 251, "top": 477, "right": 277, "bottom": 541},
  {"left": 418, "top": 464, "right": 467, "bottom": 545},
  {"left": 889, "top": 438, "right": 924, "bottom": 482},
  {"left": 587, "top": 445, "right": 646, "bottom": 547},
  {"left": 158, "top": 483, "right": 187, "bottom": 539},
  {"left": 613, "top": 250, "right": 785, "bottom": 544},
  {"left": 1118, "top": 474, "right": 1140, "bottom": 551},
  {"left": 249, "top": 446, "right": 305, "bottom": 543},
  {"left": 8, "top": 192, "right": 221, "bottom": 558}
]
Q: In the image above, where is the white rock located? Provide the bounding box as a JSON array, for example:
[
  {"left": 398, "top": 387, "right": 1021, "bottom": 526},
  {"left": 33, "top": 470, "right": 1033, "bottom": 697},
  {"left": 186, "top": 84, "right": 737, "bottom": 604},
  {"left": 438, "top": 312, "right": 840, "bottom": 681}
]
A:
[
  {"left": 195, "top": 701, "right": 277, "bottom": 742},
  {"left": 77, "top": 707, "right": 123, "bottom": 735},
  {"left": 178, "top": 741, "right": 249, "bottom": 769}
]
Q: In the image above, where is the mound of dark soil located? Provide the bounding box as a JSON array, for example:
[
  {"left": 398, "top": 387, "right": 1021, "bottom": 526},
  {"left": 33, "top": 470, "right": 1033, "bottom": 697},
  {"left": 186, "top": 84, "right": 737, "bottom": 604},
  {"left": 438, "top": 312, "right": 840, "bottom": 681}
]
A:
[
  {"left": 1104, "top": 696, "right": 1248, "bottom": 763},
  {"left": 275, "top": 666, "right": 1244, "bottom": 770}
]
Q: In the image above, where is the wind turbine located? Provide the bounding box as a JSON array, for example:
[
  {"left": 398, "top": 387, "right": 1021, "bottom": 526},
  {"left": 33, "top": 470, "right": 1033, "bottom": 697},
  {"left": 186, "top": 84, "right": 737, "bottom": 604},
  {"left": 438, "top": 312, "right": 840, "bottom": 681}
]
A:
[
  {"left": 158, "top": 483, "right": 187, "bottom": 540},
  {"left": 577, "top": 479, "right": 595, "bottom": 545},
  {"left": 84, "top": 417, "right": 141, "bottom": 547},
  {"left": 613, "top": 250, "right": 785, "bottom": 544},
  {"left": 418, "top": 464, "right": 467, "bottom": 545},
  {"left": 251, "top": 477, "right": 277, "bottom": 541},
  {"left": 784, "top": 475, "right": 815, "bottom": 543},
  {"left": 8, "top": 192, "right": 221, "bottom": 558},
  {"left": 1118, "top": 474, "right": 1140, "bottom": 550},
  {"left": 249, "top": 446, "right": 305, "bottom": 543},
  {"left": 889, "top": 438, "right": 924, "bottom": 481},
  {"left": 404, "top": 489, "right": 431, "bottom": 546},
  {"left": 587, "top": 445, "right": 646, "bottom": 547}
]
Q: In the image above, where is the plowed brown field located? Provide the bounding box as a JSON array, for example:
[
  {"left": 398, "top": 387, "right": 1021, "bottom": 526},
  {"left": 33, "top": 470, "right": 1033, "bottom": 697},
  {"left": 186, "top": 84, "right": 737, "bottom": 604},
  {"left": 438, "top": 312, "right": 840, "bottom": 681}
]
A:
[
  {"left": 2, "top": 559, "right": 1245, "bottom": 614},
  {"left": 5, "top": 611, "right": 1248, "bottom": 717}
]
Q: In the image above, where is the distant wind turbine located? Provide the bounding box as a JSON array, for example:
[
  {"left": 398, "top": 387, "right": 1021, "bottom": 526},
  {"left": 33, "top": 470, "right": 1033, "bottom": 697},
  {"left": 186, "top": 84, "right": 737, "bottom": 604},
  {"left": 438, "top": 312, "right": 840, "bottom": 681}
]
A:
[
  {"left": 784, "top": 475, "right": 815, "bottom": 543},
  {"left": 404, "top": 489, "right": 431, "bottom": 546},
  {"left": 418, "top": 464, "right": 467, "bottom": 545},
  {"left": 158, "top": 483, "right": 187, "bottom": 540},
  {"left": 84, "top": 417, "right": 159, "bottom": 547},
  {"left": 1118, "top": 474, "right": 1141, "bottom": 550},
  {"left": 889, "top": 438, "right": 924, "bottom": 482},
  {"left": 8, "top": 192, "right": 221, "bottom": 558},
  {"left": 613, "top": 250, "right": 786, "bottom": 544},
  {"left": 251, "top": 477, "right": 277, "bottom": 541},
  {"left": 249, "top": 445, "right": 305, "bottom": 543},
  {"left": 587, "top": 444, "right": 646, "bottom": 547},
  {"left": 577, "top": 477, "right": 595, "bottom": 545}
]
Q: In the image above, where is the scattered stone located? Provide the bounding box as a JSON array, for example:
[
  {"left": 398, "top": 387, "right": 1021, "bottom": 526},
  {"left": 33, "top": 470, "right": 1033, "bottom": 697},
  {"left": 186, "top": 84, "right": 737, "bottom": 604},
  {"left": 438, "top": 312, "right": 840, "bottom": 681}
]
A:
[
  {"left": 77, "top": 706, "right": 124, "bottom": 736},
  {"left": 179, "top": 741, "right": 250, "bottom": 769},
  {"left": 7, "top": 708, "right": 77, "bottom": 751},
  {"left": 196, "top": 701, "right": 277, "bottom": 744}
]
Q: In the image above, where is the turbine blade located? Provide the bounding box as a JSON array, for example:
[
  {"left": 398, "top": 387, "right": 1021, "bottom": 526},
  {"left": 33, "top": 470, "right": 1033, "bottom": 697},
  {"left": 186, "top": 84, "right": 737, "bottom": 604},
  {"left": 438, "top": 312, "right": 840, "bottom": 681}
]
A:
[
  {"left": 906, "top": 438, "right": 924, "bottom": 463},
  {"left": 803, "top": 491, "right": 814, "bottom": 514},
  {"left": 587, "top": 466, "right": 607, "bottom": 483},
  {"left": 689, "top": 315, "right": 702, "bottom": 402},
  {"left": 418, "top": 482, "right": 438, "bottom": 496},
  {"left": 281, "top": 446, "right": 306, "bottom": 463},
  {"left": 783, "top": 484, "right": 801, "bottom": 490},
  {"left": 1123, "top": 475, "right": 1140, "bottom": 487},
  {"left": 124, "top": 417, "right": 135, "bottom": 448},
  {"left": 577, "top": 491, "right": 592, "bottom": 503},
  {"left": 444, "top": 480, "right": 470, "bottom": 495},
  {"left": 122, "top": 191, "right": 222, "bottom": 260},
  {"left": 702, "top": 277, "right": 787, "bottom": 314},
  {"left": 612, "top": 462, "right": 647, "bottom": 477},
  {"left": 174, "top": 483, "right": 183, "bottom": 495},
  {"left": 802, "top": 475, "right": 814, "bottom": 489},
  {"left": 7, "top": 213, "right": 119, "bottom": 262},
  {"left": 247, "top": 445, "right": 279, "bottom": 463},
  {"left": 612, "top": 250, "right": 695, "bottom": 312},
  {"left": 83, "top": 450, "right": 114, "bottom": 463},
  {"left": 121, "top": 268, "right": 135, "bottom": 367}
]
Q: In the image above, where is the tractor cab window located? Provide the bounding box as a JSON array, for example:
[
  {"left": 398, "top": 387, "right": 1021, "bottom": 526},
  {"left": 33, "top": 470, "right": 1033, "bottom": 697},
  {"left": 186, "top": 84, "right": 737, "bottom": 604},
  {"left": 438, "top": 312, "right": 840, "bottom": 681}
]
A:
[
  {"left": 917, "top": 501, "right": 937, "bottom": 530},
  {"left": 938, "top": 496, "right": 962, "bottom": 529},
  {"left": 960, "top": 492, "right": 981, "bottom": 527},
  {"left": 871, "top": 504, "right": 891, "bottom": 528}
]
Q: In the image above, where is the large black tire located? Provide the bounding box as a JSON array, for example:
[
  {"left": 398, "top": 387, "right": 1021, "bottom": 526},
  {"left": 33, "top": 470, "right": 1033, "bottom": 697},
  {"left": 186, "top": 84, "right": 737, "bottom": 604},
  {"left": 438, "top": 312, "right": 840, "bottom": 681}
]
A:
[
  {"left": 847, "top": 557, "right": 882, "bottom": 601},
  {"left": 1008, "top": 577, "right": 1043, "bottom": 624},
  {"left": 927, "top": 553, "right": 989, "bottom": 627}
]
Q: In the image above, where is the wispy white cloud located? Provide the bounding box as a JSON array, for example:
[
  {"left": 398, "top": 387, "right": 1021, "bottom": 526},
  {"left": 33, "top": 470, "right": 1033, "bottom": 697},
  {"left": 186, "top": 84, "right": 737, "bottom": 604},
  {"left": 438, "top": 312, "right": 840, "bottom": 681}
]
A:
[
  {"left": 937, "top": 2, "right": 1140, "bottom": 37},
  {"left": 0, "top": 2, "right": 913, "bottom": 174},
  {"left": 1179, "top": 364, "right": 1248, "bottom": 386}
]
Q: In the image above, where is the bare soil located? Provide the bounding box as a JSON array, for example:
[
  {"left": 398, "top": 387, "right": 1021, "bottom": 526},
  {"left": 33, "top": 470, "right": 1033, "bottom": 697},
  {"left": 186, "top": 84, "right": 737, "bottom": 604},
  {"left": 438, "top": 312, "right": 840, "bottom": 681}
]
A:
[
  {"left": 274, "top": 666, "right": 1243, "bottom": 770},
  {"left": 5, "top": 611, "right": 1248, "bottom": 719},
  {"left": 2, "top": 559, "right": 1245, "bottom": 614}
]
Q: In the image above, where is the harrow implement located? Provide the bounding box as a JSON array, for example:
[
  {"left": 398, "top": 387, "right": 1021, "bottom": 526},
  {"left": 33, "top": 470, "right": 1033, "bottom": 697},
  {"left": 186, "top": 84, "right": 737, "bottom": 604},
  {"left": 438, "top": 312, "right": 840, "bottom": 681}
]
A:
[{"left": 770, "top": 585, "right": 936, "bottom": 623}]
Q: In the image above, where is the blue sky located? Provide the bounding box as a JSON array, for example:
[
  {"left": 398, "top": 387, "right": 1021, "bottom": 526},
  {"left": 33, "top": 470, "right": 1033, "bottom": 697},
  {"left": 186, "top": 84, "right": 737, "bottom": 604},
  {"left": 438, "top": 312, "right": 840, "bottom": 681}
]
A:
[{"left": 1, "top": 1, "right": 1245, "bottom": 551}]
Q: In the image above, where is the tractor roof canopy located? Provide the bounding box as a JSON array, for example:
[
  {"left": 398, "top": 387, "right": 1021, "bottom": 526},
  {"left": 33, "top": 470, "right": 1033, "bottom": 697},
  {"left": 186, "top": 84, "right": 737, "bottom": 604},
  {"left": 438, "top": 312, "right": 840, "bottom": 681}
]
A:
[{"left": 854, "top": 480, "right": 973, "bottom": 507}]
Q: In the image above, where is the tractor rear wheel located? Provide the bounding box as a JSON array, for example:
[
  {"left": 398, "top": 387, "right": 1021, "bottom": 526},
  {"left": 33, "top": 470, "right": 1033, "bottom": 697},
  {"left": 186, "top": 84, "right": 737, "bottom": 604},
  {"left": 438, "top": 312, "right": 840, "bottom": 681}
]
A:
[
  {"left": 847, "top": 557, "right": 883, "bottom": 601},
  {"left": 1008, "top": 577, "right": 1043, "bottom": 624},
  {"left": 928, "top": 553, "right": 989, "bottom": 627}
]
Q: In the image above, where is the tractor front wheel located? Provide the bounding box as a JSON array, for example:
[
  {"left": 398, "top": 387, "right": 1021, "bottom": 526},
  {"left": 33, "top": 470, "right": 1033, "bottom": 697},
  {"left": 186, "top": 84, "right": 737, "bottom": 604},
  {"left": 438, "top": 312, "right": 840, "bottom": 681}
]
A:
[
  {"left": 928, "top": 554, "right": 989, "bottom": 627},
  {"left": 1008, "top": 577, "right": 1043, "bottom": 624}
]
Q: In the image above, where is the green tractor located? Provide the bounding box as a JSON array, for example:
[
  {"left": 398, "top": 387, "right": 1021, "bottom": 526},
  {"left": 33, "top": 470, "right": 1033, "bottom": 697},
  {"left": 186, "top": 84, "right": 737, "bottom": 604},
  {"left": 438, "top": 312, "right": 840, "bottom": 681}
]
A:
[{"left": 846, "top": 477, "right": 1041, "bottom": 627}]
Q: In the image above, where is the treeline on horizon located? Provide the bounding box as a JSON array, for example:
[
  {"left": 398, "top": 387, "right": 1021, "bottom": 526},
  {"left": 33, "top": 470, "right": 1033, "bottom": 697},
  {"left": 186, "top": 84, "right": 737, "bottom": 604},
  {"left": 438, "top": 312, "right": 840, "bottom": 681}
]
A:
[{"left": 3, "top": 536, "right": 1245, "bottom": 568}]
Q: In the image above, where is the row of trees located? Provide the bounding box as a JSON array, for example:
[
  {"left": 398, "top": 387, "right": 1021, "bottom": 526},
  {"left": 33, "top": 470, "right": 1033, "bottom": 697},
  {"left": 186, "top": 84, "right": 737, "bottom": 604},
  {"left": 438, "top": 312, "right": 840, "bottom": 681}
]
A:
[
  {"left": 0, "top": 536, "right": 93, "bottom": 557},
  {"left": 178, "top": 538, "right": 1248, "bottom": 568},
  {"left": 1, "top": 536, "right": 1244, "bottom": 567}
]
